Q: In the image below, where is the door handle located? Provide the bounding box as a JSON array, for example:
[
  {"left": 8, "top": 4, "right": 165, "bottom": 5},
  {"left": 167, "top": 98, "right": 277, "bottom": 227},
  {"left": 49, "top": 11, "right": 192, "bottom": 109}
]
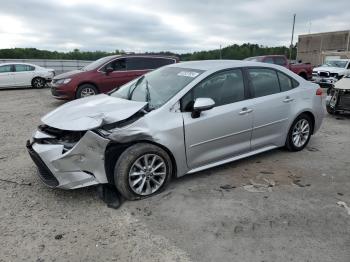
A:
[
  {"left": 239, "top": 107, "right": 253, "bottom": 115},
  {"left": 283, "top": 96, "right": 294, "bottom": 103}
]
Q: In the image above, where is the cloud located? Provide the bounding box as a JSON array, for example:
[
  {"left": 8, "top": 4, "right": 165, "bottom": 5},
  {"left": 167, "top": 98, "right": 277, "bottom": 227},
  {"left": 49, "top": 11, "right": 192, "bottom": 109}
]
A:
[{"left": 0, "top": 0, "right": 349, "bottom": 53}]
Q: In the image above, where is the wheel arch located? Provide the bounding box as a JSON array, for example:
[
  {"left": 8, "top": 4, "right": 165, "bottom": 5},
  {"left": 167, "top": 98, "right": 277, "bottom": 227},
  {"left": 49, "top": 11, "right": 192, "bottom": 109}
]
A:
[
  {"left": 289, "top": 111, "right": 315, "bottom": 135},
  {"left": 76, "top": 82, "right": 100, "bottom": 97},
  {"left": 104, "top": 140, "right": 177, "bottom": 185}
]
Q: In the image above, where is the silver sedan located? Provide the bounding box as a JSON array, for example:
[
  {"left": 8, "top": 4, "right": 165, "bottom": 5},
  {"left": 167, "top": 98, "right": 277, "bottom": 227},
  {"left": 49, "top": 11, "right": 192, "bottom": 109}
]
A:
[{"left": 27, "top": 60, "right": 324, "bottom": 200}]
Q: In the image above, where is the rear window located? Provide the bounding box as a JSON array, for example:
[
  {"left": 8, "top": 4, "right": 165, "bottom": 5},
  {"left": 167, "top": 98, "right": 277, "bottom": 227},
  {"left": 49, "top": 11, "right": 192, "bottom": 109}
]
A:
[
  {"left": 264, "top": 57, "right": 274, "bottom": 64},
  {"left": 274, "top": 57, "right": 287, "bottom": 66},
  {"left": 126, "top": 57, "right": 176, "bottom": 70},
  {"left": 277, "top": 72, "right": 294, "bottom": 91}
]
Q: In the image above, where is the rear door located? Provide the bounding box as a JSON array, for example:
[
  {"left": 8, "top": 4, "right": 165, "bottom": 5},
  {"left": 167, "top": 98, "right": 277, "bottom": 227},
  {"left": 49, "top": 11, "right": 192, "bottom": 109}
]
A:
[
  {"left": 247, "top": 67, "right": 296, "bottom": 150},
  {"left": 13, "top": 64, "right": 35, "bottom": 86},
  {"left": 182, "top": 69, "right": 254, "bottom": 169},
  {"left": 0, "top": 64, "right": 14, "bottom": 87}
]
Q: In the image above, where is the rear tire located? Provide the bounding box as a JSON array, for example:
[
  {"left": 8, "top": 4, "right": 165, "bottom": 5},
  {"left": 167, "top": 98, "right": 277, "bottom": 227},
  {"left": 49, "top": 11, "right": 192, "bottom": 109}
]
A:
[
  {"left": 285, "top": 114, "right": 313, "bottom": 152},
  {"left": 114, "top": 143, "right": 172, "bottom": 200},
  {"left": 76, "top": 84, "right": 98, "bottom": 99},
  {"left": 31, "top": 77, "right": 46, "bottom": 89}
]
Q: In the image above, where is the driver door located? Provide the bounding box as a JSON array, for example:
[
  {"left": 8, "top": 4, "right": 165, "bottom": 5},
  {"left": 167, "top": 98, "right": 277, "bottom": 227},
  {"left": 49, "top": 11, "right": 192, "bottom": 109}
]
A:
[{"left": 181, "top": 69, "right": 254, "bottom": 169}]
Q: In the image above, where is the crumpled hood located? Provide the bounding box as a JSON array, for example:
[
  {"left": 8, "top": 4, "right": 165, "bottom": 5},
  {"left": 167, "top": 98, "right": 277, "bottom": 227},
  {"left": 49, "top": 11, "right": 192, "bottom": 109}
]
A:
[
  {"left": 53, "top": 70, "right": 84, "bottom": 80},
  {"left": 41, "top": 94, "right": 147, "bottom": 131},
  {"left": 313, "top": 66, "right": 347, "bottom": 75},
  {"left": 334, "top": 77, "right": 350, "bottom": 90}
]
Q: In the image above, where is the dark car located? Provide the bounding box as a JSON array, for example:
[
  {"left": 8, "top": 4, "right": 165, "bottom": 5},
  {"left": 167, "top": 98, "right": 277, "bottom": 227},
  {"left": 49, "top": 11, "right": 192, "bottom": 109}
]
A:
[{"left": 51, "top": 55, "right": 178, "bottom": 100}]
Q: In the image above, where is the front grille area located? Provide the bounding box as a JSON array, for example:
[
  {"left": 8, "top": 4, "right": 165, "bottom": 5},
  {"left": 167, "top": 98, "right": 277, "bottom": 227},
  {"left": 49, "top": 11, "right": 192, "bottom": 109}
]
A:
[
  {"left": 26, "top": 140, "right": 59, "bottom": 187},
  {"left": 319, "top": 71, "right": 330, "bottom": 77},
  {"left": 338, "top": 91, "right": 350, "bottom": 110},
  {"left": 37, "top": 125, "right": 85, "bottom": 152}
]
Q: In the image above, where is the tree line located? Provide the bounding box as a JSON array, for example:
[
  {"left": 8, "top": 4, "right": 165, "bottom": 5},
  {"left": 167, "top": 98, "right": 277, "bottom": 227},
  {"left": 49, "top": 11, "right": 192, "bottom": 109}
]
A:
[{"left": 0, "top": 43, "right": 297, "bottom": 61}]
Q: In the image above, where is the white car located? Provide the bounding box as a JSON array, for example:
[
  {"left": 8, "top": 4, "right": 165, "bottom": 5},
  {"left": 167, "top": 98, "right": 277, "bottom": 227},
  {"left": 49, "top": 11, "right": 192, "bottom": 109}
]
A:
[
  {"left": 0, "top": 63, "right": 55, "bottom": 89},
  {"left": 312, "top": 59, "right": 350, "bottom": 88}
]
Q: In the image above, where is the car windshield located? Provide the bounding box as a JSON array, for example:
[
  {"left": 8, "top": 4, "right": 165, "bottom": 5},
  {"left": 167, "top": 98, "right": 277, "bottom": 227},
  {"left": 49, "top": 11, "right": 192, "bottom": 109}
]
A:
[
  {"left": 111, "top": 66, "right": 204, "bottom": 110},
  {"left": 82, "top": 56, "right": 116, "bottom": 71},
  {"left": 322, "top": 60, "right": 347, "bottom": 68}
]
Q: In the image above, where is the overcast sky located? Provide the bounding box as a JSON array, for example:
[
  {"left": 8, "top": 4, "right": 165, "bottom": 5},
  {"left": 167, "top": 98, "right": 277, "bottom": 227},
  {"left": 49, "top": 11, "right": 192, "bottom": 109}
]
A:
[{"left": 0, "top": 0, "right": 349, "bottom": 53}]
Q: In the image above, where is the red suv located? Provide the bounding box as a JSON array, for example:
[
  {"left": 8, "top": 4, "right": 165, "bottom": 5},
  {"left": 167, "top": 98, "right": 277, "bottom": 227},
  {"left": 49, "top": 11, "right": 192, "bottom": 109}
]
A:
[{"left": 51, "top": 55, "right": 178, "bottom": 100}]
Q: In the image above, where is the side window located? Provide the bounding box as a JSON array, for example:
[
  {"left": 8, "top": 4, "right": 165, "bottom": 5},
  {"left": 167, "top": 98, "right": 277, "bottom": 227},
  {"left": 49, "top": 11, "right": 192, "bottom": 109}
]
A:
[
  {"left": 148, "top": 58, "right": 175, "bottom": 69},
  {"left": 126, "top": 57, "right": 176, "bottom": 70},
  {"left": 248, "top": 68, "right": 280, "bottom": 97},
  {"left": 264, "top": 57, "right": 274, "bottom": 64},
  {"left": 347, "top": 62, "right": 350, "bottom": 69},
  {"left": 274, "top": 57, "right": 287, "bottom": 66},
  {"left": 107, "top": 58, "right": 126, "bottom": 71},
  {"left": 15, "top": 64, "right": 34, "bottom": 72},
  {"left": 181, "top": 69, "right": 245, "bottom": 111},
  {"left": 0, "top": 65, "right": 12, "bottom": 73},
  {"left": 277, "top": 71, "right": 294, "bottom": 91},
  {"left": 126, "top": 57, "right": 147, "bottom": 70}
]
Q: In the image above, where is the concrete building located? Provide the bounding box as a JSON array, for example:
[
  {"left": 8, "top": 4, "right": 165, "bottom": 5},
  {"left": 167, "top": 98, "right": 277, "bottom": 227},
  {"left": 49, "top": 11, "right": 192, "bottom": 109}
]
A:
[{"left": 297, "top": 30, "right": 350, "bottom": 66}]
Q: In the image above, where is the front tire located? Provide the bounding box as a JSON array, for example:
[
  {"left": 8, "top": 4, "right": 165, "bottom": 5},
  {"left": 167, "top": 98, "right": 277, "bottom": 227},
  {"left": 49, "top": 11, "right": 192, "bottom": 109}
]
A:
[
  {"left": 32, "top": 77, "right": 46, "bottom": 88},
  {"left": 76, "top": 84, "right": 98, "bottom": 99},
  {"left": 285, "top": 114, "right": 312, "bottom": 151},
  {"left": 114, "top": 143, "right": 173, "bottom": 200}
]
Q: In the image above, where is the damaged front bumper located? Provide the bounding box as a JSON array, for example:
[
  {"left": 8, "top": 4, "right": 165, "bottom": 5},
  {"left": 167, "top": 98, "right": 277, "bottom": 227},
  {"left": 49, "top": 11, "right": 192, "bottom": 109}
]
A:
[
  {"left": 312, "top": 76, "right": 338, "bottom": 87},
  {"left": 326, "top": 89, "right": 350, "bottom": 113},
  {"left": 27, "top": 128, "right": 110, "bottom": 189}
]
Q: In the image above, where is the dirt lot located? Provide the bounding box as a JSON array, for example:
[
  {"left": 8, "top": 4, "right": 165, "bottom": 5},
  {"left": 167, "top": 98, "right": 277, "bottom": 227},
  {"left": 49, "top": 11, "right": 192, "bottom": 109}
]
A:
[{"left": 0, "top": 87, "right": 350, "bottom": 262}]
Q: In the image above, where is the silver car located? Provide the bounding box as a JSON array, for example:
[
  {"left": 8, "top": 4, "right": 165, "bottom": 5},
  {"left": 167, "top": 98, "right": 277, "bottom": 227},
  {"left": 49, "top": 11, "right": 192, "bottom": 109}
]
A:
[{"left": 27, "top": 60, "right": 324, "bottom": 200}]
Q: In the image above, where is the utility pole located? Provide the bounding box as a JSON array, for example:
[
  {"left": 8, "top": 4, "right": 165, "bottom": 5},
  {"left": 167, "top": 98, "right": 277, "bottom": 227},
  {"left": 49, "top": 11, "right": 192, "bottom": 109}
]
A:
[{"left": 289, "top": 14, "right": 296, "bottom": 60}]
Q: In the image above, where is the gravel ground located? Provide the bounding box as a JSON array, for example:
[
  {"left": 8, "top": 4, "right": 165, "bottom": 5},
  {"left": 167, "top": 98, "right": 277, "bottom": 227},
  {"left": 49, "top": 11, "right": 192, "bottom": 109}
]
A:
[{"left": 0, "top": 87, "right": 349, "bottom": 262}]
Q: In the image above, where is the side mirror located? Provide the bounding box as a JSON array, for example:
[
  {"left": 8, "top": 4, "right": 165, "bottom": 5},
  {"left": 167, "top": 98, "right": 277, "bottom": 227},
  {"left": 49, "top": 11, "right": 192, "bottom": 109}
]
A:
[
  {"left": 105, "top": 66, "right": 113, "bottom": 74},
  {"left": 191, "top": 98, "right": 215, "bottom": 118}
]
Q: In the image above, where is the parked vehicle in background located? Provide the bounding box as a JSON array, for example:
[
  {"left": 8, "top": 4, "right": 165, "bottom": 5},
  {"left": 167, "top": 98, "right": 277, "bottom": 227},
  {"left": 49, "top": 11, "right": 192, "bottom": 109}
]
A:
[
  {"left": 0, "top": 63, "right": 55, "bottom": 89},
  {"left": 244, "top": 55, "right": 313, "bottom": 80},
  {"left": 27, "top": 60, "right": 324, "bottom": 200},
  {"left": 312, "top": 59, "right": 350, "bottom": 89},
  {"left": 50, "top": 55, "right": 178, "bottom": 100},
  {"left": 326, "top": 76, "right": 350, "bottom": 115}
]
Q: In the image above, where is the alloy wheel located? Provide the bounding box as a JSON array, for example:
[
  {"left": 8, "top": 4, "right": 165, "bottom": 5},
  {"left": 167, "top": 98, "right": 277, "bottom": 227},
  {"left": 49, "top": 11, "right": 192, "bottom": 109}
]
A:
[
  {"left": 128, "top": 154, "right": 167, "bottom": 196},
  {"left": 292, "top": 119, "right": 310, "bottom": 147},
  {"left": 33, "top": 78, "right": 45, "bottom": 88},
  {"left": 81, "top": 87, "right": 96, "bottom": 97}
]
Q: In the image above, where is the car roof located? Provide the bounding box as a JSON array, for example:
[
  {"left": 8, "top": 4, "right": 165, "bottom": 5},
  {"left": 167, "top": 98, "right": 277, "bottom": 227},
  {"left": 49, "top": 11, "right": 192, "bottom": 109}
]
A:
[
  {"left": 104, "top": 54, "right": 179, "bottom": 60},
  {"left": 167, "top": 60, "right": 283, "bottom": 71},
  {"left": 0, "top": 62, "right": 37, "bottom": 67}
]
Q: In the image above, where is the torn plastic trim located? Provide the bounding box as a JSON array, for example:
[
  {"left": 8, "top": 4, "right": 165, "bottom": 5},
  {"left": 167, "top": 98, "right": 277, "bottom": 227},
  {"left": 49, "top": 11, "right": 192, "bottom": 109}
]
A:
[{"left": 30, "top": 130, "right": 110, "bottom": 189}]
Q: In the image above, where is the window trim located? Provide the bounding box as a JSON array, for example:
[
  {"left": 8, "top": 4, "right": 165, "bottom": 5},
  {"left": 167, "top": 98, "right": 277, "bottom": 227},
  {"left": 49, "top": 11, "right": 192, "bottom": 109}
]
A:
[{"left": 180, "top": 67, "right": 249, "bottom": 112}]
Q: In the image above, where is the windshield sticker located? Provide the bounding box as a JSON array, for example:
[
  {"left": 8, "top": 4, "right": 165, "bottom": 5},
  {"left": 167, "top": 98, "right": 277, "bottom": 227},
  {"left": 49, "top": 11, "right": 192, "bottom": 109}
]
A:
[{"left": 177, "top": 71, "right": 200, "bottom": 78}]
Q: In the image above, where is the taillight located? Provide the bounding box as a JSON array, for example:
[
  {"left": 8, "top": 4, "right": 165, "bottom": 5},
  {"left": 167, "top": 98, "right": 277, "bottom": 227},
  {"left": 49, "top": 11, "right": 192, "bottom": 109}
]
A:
[{"left": 316, "top": 87, "right": 323, "bottom": 96}]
